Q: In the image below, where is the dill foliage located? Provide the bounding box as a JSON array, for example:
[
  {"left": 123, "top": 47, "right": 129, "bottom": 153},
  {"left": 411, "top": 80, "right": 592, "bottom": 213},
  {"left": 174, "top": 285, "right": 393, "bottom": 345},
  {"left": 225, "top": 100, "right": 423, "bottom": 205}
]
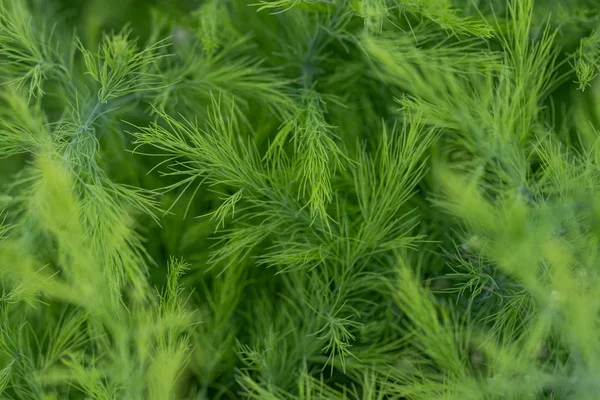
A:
[{"left": 0, "top": 0, "right": 599, "bottom": 398}]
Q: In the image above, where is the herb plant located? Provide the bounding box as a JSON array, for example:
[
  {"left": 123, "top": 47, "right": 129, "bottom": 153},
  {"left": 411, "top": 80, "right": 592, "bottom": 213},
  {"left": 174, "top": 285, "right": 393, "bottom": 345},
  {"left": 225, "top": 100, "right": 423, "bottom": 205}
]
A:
[{"left": 0, "top": 0, "right": 600, "bottom": 398}]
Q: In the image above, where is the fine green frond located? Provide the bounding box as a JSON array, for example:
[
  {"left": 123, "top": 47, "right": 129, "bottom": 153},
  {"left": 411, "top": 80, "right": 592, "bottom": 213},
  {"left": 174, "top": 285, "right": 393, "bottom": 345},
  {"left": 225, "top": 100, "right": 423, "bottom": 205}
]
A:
[
  {"left": 572, "top": 26, "right": 600, "bottom": 91},
  {"left": 391, "top": 252, "right": 467, "bottom": 379},
  {"left": 314, "top": 311, "right": 361, "bottom": 375},
  {"left": 0, "top": 213, "right": 9, "bottom": 241},
  {"left": 133, "top": 97, "right": 266, "bottom": 192},
  {"left": 78, "top": 28, "right": 169, "bottom": 103},
  {"left": 253, "top": 0, "right": 336, "bottom": 14},
  {"left": 349, "top": 0, "right": 389, "bottom": 33},
  {"left": 443, "top": 247, "right": 501, "bottom": 307},
  {"left": 151, "top": 35, "right": 296, "bottom": 121},
  {"left": 0, "top": 0, "right": 58, "bottom": 100},
  {"left": 0, "top": 90, "right": 50, "bottom": 158},
  {"left": 292, "top": 91, "right": 345, "bottom": 225},
  {"left": 573, "top": 57, "right": 599, "bottom": 92},
  {"left": 160, "top": 257, "right": 192, "bottom": 315},
  {"left": 353, "top": 113, "right": 438, "bottom": 253},
  {"left": 396, "top": 0, "right": 494, "bottom": 38},
  {"left": 192, "top": 0, "right": 236, "bottom": 57},
  {"left": 210, "top": 189, "right": 245, "bottom": 231}
]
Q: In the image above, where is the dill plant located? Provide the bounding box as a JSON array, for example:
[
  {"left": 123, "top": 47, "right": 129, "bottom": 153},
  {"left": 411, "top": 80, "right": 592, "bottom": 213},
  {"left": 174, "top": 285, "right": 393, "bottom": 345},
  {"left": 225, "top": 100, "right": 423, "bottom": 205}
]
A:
[{"left": 0, "top": 0, "right": 600, "bottom": 398}]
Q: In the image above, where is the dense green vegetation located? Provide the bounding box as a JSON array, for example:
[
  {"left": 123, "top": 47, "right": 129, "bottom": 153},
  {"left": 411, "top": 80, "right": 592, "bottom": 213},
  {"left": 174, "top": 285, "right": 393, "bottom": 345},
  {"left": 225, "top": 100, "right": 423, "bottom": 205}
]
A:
[{"left": 1, "top": 0, "right": 600, "bottom": 398}]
